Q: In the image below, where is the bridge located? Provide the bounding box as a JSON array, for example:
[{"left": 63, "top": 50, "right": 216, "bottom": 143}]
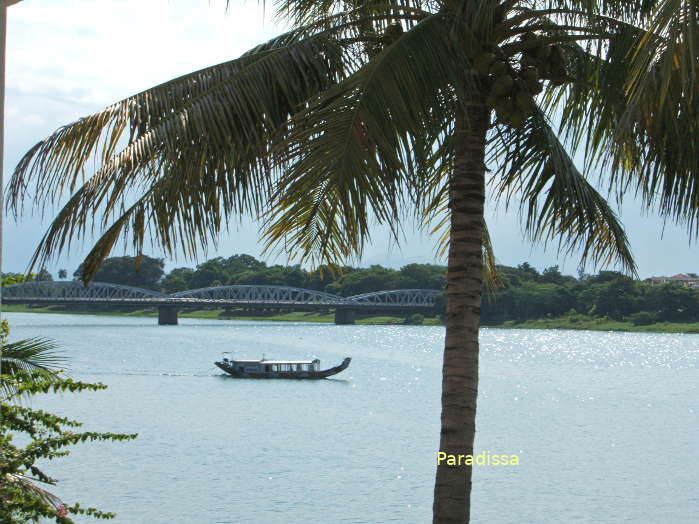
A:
[{"left": 3, "top": 281, "right": 441, "bottom": 325}]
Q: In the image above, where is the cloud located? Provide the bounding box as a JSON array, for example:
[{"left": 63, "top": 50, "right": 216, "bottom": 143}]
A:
[{"left": 4, "top": 0, "right": 289, "bottom": 273}]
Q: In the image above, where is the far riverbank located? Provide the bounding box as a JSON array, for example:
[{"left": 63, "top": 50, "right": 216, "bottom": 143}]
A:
[
  {"left": 0, "top": 304, "right": 441, "bottom": 326},
  {"left": 3, "top": 304, "right": 699, "bottom": 334}
]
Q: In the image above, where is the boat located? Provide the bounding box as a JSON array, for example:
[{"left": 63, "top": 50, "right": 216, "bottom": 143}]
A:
[{"left": 215, "top": 356, "right": 351, "bottom": 379}]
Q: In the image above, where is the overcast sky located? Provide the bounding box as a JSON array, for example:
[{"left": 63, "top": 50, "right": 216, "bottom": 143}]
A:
[{"left": 3, "top": 0, "right": 696, "bottom": 279}]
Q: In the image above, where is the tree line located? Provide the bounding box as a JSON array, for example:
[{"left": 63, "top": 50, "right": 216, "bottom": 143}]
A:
[
  {"left": 477, "top": 263, "right": 699, "bottom": 325},
  {"left": 5, "top": 255, "right": 698, "bottom": 325}
]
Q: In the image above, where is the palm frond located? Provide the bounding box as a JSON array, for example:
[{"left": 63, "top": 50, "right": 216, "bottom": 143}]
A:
[
  {"left": 489, "top": 106, "right": 636, "bottom": 274},
  {"left": 615, "top": 0, "right": 699, "bottom": 230},
  {"left": 546, "top": 0, "right": 660, "bottom": 21},
  {"left": 0, "top": 337, "right": 64, "bottom": 399},
  {"left": 1, "top": 338, "right": 64, "bottom": 374},
  {"left": 8, "top": 6, "right": 436, "bottom": 282},
  {"left": 7, "top": 17, "right": 361, "bottom": 281},
  {"left": 541, "top": 3, "right": 699, "bottom": 235},
  {"left": 4, "top": 473, "right": 64, "bottom": 508},
  {"left": 274, "top": 0, "right": 431, "bottom": 26},
  {"left": 263, "top": 12, "right": 462, "bottom": 266}
]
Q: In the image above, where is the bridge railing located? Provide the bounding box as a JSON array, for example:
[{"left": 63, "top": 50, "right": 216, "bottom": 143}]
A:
[
  {"left": 3, "top": 281, "right": 165, "bottom": 299},
  {"left": 4, "top": 282, "right": 439, "bottom": 307},
  {"left": 346, "top": 289, "right": 440, "bottom": 306},
  {"left": 171, "top": 285, "right": 347, "bottom": 304}
]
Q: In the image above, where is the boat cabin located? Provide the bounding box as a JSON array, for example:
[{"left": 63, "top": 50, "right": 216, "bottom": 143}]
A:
[{"left": 222, "top": 358, "right": 320, "bottom": 374}]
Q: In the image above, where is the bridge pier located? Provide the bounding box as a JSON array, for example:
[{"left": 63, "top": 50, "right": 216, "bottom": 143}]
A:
[
  {"left": 334, "top": 308, "right": 355, "bottom": 325},
  {"left": 158, "top": 306, "right": 178, "bottom": 325}
]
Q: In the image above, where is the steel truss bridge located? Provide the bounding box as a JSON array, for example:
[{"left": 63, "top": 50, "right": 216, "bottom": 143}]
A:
[{"left": 3, "top": 281, "right": 441, "bottom": 325}]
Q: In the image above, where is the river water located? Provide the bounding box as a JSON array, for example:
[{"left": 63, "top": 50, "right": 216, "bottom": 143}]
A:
[{"left": 6, "top": 312, "right": 698, "bottom": 523}]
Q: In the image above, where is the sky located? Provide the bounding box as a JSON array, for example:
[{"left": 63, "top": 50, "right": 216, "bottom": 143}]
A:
[{"left": 3, "top": 0, "right": 696, "bottom": 279}]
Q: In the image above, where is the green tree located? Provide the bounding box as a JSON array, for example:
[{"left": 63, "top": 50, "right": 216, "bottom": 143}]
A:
[
  {"left": 540, "top": 265, "right": 563, "bottom": 284},
  {"left": 594, "top": 277, "right": 640, "bottom": 319},
  {"left": 36, "top": 267, "right": 53, "bottom": 281},
  {"left": 326, "top": 265, "right": 404, "bottom": 296},
  {"left": 187, "top": 257, "right": 230, "bottom": 289},
  {"left": 399, "top": 263, "right": 447, "bottom": 289},
  {"left": 74, "top": 255, "right": 164, "bottom": 290},
  {"left": 1, "top": 273, "right": 36, "bottom": 286},
  {"left": 645, "top": 284, "right": 699, "bottom": 322},
  {"left": 516, "top": 262, "right": 540, "bottom": 281},
  {"left": 160, "top": 267, "right": 195, "bottom": 293},
  {"left": 7, "top": 2, "right": 697, "bottom": 521},
  {"left": 57, "top": 269, "right": 68, "bottom": 280},
  {"left": 306, "top": 264, "right": 351, "bottom": 291},
  {"left": 223, "top": 254, "right": 266, "bottom": 273}
]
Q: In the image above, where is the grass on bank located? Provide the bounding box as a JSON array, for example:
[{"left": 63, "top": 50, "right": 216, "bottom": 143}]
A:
[
  {"left": 1, "top": 304, "right": 441, "bottom": 326},
  {"left": 4, "top": 304, "right": 699, "bottom": 333},
  {"left": 483, "top": 317, "right": 699, "bottom": 334}
]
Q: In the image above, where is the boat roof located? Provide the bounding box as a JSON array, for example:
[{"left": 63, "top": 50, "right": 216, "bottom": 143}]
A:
[{"left": 230, "top": 359, "right": 320, "bottom": 364}]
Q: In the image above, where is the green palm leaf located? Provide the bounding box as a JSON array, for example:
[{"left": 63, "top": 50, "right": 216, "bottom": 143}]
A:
[
  {"left": 265, "top": 12, "right": 463, "bottom": 265},
  {"left": 543, "top": 3, "right": 699, "bottom": 233},
  {"left": 490, "top": 106, "right": 636, "bottom": 273},
  {"left": 8, "top": 8, "right": 432, "bottom": 282},
  {"left": 0, "top": 337, "right": 65, "bottom": 399}
]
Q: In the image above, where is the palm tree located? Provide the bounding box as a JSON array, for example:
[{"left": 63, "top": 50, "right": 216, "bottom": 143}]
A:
[{"left": 6, "top": 1, "right": 697, "bottom": 522}]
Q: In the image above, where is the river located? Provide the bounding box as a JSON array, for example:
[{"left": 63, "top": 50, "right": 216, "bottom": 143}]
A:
[{"left": 6, "top": 312, "right": 698, "bottom": 523}]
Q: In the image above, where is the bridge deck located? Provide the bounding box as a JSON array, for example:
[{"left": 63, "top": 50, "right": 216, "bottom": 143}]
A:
[
  {"left": 3, "top": 282, "right": 439, "bottom": 310},
  {"left": 2, "top": 297, "right": 431, "bottom": 310}
]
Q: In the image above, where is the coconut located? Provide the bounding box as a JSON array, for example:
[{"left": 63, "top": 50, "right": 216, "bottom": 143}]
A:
[
  {"left": 550, "top": 45, "right": 565, "bottom": 65},
  {"left": 493, "top": 5, "right": 507, "bottom": 24},
  {"left": 488, "top": 61, "right": 508, "bottom": 77},
  {"left": 529, "top": 81, "right": 544, "bottom": 95},
  {"left": 485, "top": 94, "right": 499, "bottom": 108},
  {"left": 495, "top": 97, "right": 515, "bottom": 116},
  {"left": 521, "top": 66, "right": 539, "bottom": 83},
  {"left": 383, "top": 23, "right": 404, "bottom": 45},
  {"left": 536, "top": 43, "right": 552, "bottom": 60},
  {"left": 521, "top": 54, "right": 539, "bottom": 68},
  {"left": 515, "top": 92, "right": 533, "bottom": 112},
  {"left": 492, "top": 74, "right": 514, "bottom": 96},
  {"left": 496, "top": 109, "right": 512, "bottom": 126},
  {"left": 508, "top": 111, "right": 527, "bottom": 129},
  {"left": 474, "top": 53, "right": 496, "bottom": 76},
  {"left": 537, "top": 62, "right": 551, "bottom": 77},
  {"left": 492, "top": 23, "right": 507, "bottom": 41}
]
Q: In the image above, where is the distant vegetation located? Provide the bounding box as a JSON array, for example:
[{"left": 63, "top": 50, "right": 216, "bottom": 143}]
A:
[
  {"left": 479, "top": 264, "right": 699, "bottom": 326},
  {"left": 4, "top": 255, "right": 699, "bottom": 328}
]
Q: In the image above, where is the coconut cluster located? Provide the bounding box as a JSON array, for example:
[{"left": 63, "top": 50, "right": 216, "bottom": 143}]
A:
[
  {"left": 474, "top": 52, "right": 536, "bottom": 128},
  {"left": 382, "top": 23, "right": 404, "bottom": 46},
  {"left": 473, "top": 34, "right": 569, "bottom": 128},
  {"left": 519, "top": 33, "right": 570, "bottom": 86}
]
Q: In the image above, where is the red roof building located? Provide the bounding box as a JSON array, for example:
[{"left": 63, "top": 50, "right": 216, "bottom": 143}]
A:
[{"left": 647, "top": 274, "right": 699, "bottom": 286}]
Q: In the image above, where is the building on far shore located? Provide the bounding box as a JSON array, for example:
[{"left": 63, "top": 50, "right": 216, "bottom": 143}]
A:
[{"left": 646, "top": 273, "right": 699, "bottom": 287}]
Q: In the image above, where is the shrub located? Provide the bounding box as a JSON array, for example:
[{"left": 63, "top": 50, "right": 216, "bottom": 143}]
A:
[
  {"left": 403, "top": 313, "right": 424, "bottom": 325},
  {"left": 628, "top": 312, "right": 657, "bottom": 326}
]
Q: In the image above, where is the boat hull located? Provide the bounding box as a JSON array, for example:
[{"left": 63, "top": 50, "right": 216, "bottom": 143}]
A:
[{"left": 215, "top": 357, "right": 351, "bottom": 379}]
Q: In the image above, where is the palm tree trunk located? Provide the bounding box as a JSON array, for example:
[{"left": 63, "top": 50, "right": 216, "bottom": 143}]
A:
[{"left": 433, "top": 95, "right": 489, "bottom": 524}]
